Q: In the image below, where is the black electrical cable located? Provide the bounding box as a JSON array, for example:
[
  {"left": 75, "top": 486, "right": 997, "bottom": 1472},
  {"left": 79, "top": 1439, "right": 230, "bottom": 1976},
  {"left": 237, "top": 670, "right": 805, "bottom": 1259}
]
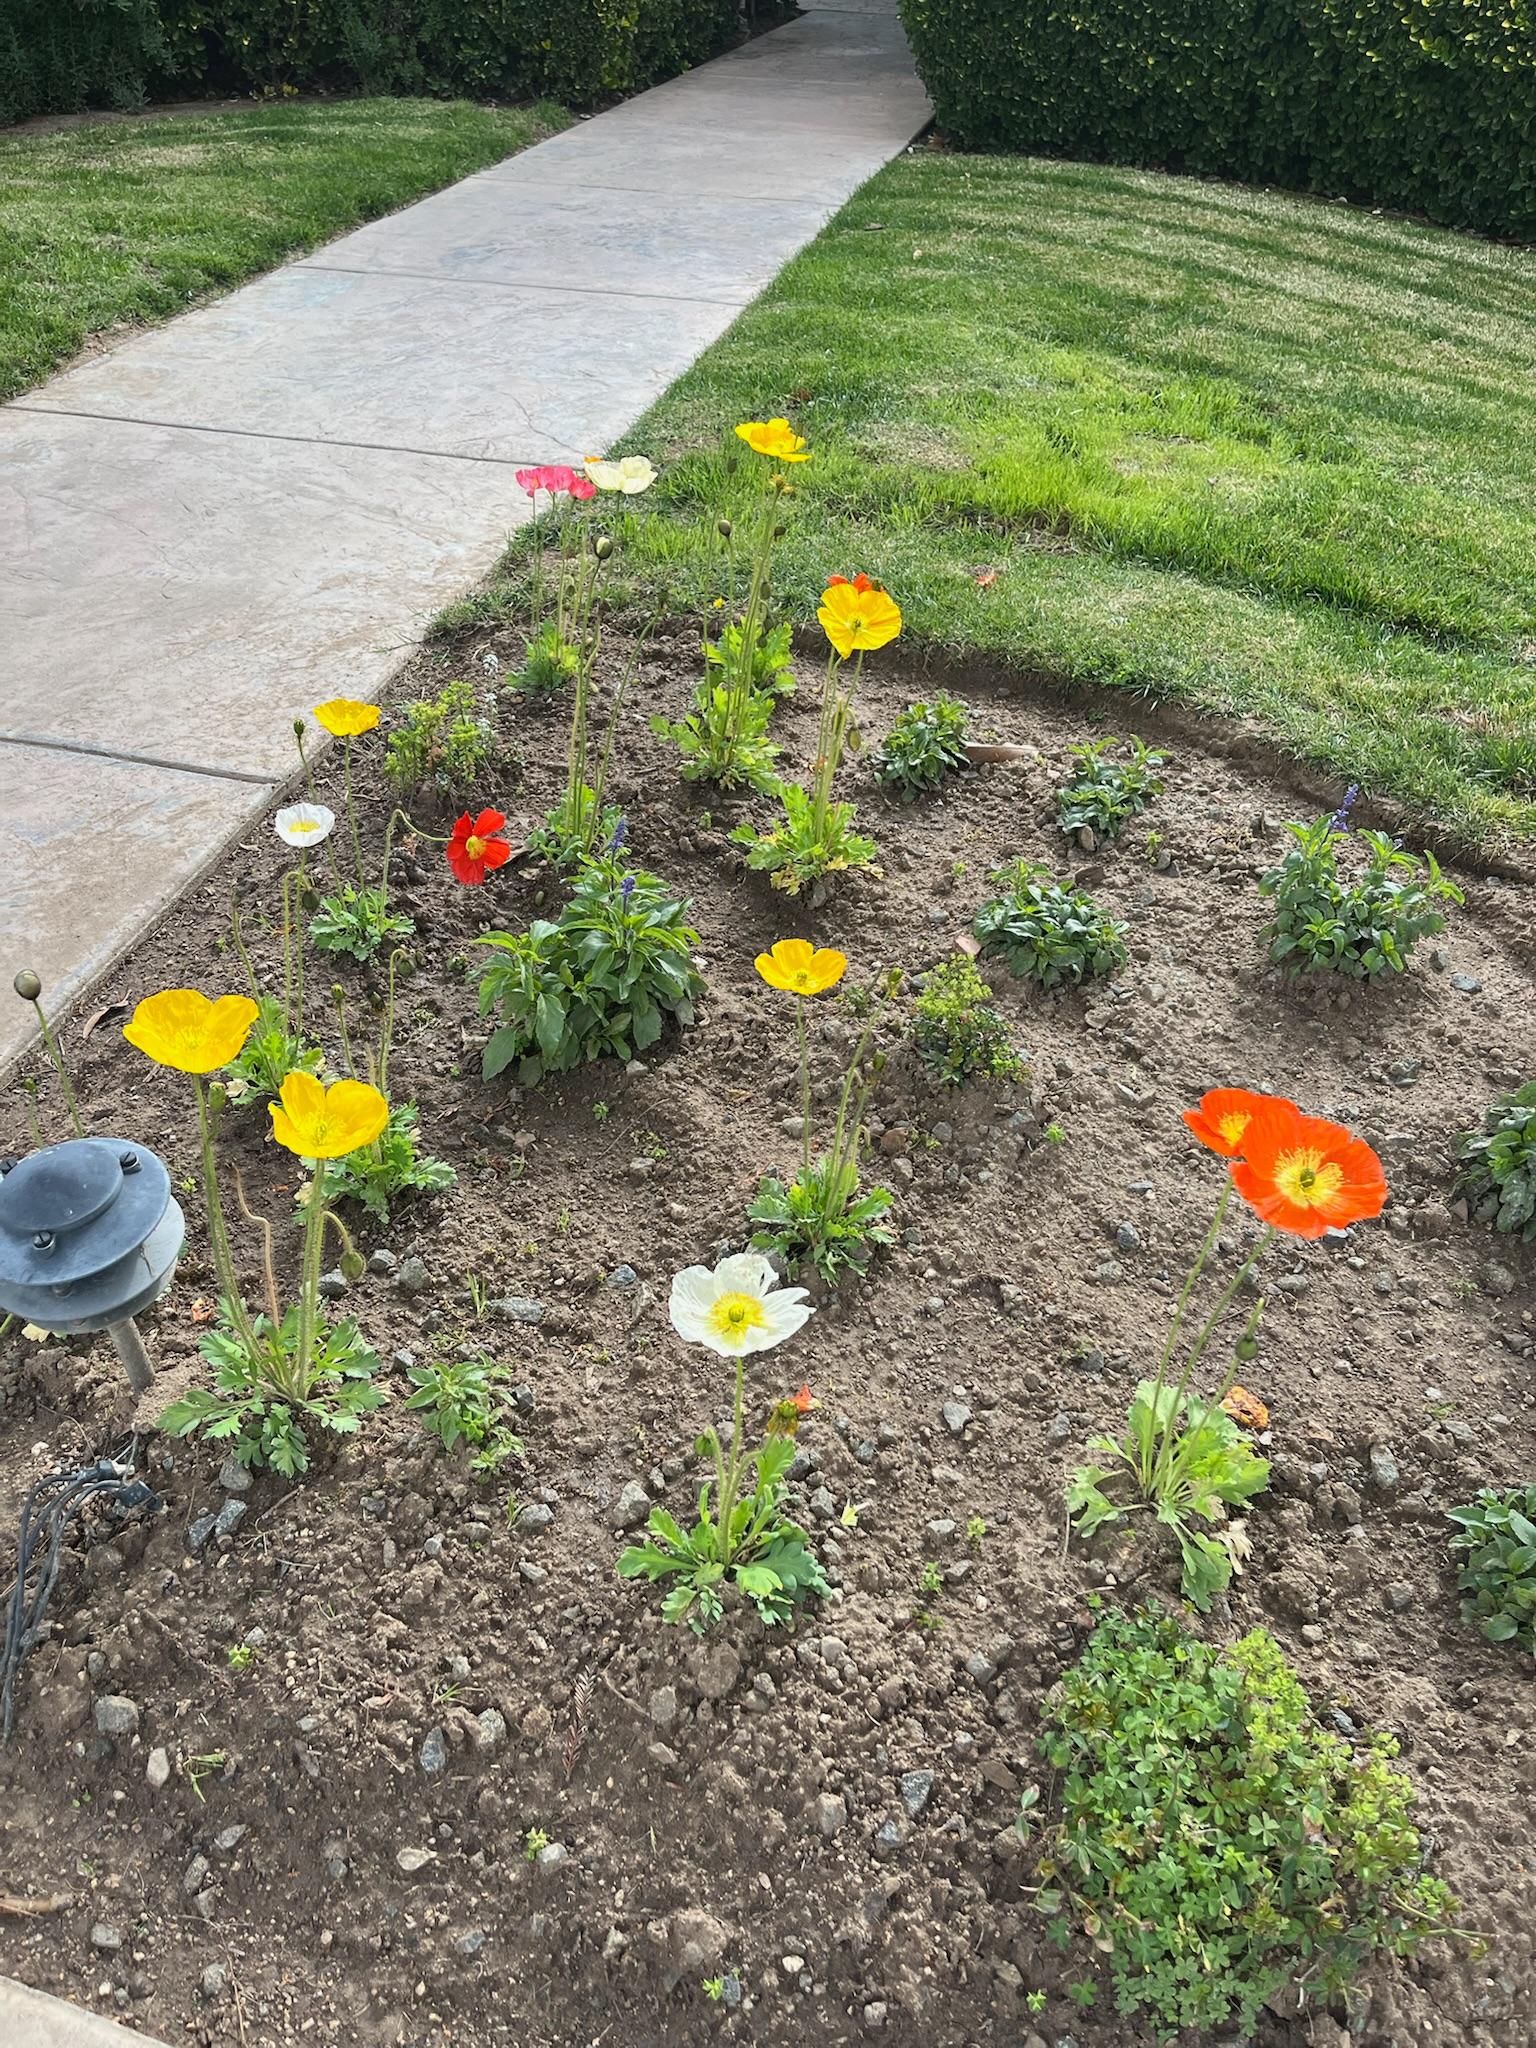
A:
[{"left": 0, "top": 1439, "right": 161, "bottom": 1742}]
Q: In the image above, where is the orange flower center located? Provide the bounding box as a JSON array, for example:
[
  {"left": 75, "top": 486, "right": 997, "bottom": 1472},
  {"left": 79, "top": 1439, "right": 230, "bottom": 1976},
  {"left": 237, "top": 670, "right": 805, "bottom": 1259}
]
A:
[
  {"left": 464, "top": 835, "right": 485, "bottom": 860},
  {"left": 1273, "top": 1147, "right": 1344, "bottom": 1209},
  {"left": 1217, "top": 1111, "right": 1251, "bottom": 1146}
]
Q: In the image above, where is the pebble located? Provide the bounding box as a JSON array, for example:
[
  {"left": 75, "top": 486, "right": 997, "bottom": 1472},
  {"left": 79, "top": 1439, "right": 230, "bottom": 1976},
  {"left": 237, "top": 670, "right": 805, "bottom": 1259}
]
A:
[
  {"left": 813, "top": 1792, "right": 847, "bottom": 1837},
  {"left": 535, "top": 1841, "right": 569, "bottom": 1868},
  {"left": 1114, "top": 1221, "right": 1142, "bottom": 1252},
  {"left": 90, "top": 1925, "right": 122, "bottom": 1953},
  {"left": 200, "top": 1963, "right": 228, "bottom": 1999},
  {"left": 649, "top": 1686, "right": 678, "bottom": 1729},
  {"left": 1367, "top": 1445, "right": 1400, "bottom": 1490},
  {"left": 419, "top": 1726, "right": 447, "bottom": 1776},
  {"left": 941, "top": 1400, "right": 972, "bottom": 1436},
  {"left": 473, "top": 1709, "right": 507, "bottom": 1754},
  {"left": 453, "top": 1930, "right": 487, "bottom": 1957},
  {"left": 899, "top": 1769, "right": 935, "bottom": 1819},
  {"left": 145, "top": 1747, "right": 171, "bottom": 1789},
  {"left": 607, "top": 1264, "right": 638, "bottom": 1289},
  {"left": 491, "top": 1295, "right": 546, "bottom": 1324},
  {"left": 186, "top": 1513, "right": 218, "bottom": 1556},
  {"left": 367, "top": 1248, "right": 398, "bottom": 1275},
  {"left": 872, "top": 1817, "right": 909, "bottom": 1857},
  {"left": 395, "top": 1255, "right": 430, "bottom": 1296},
  {"left": 217, "top": 1456, "right": 252, "bottom": 1495},
  {"left": 612, "top": 1479, "right": 652, "bottom": 1530},
  {"left": 1385, "top": 1581, "right": 1415, "bottom": 1613},
  {"left": 518, "top": 1502, "right": 554, "bottom": 1530},
  {"left": 214, "top": 1498, "right": 247, "bottom": 1538},
  {"left": 94, "top": 1695, "right": 139, "bottom": 1738},
  {"left": 690, "top": 1641, "right": 742, "bottom": 1701},
  {"left": 317, "top": 1269, "right": 348, "bottom": 1300},
  {"left": 1450, "top": 972, "right": 1483, "bottom": 993}
]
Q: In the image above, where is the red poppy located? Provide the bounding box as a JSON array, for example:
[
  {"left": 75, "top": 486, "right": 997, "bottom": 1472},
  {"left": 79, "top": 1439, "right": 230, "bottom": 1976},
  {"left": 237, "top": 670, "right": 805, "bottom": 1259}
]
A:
[
  {"left": 446, "top": 808, "right": 512, "bottom": 886},
  {"left": 1183, "top": 1086, "right": 1289, "bottom": 1160},
  {"left": 514, "top": 464, "right": 596, "bottom": 502},
  {"left": 1229, "top": 1098, "right": 1387, "bottom": 1239}
]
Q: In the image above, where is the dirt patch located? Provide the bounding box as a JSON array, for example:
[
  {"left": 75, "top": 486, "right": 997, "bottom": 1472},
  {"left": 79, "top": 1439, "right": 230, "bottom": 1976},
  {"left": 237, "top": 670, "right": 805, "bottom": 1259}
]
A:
[{"left": 0, "top": 622, "right": 1533, "bottom": 2048}]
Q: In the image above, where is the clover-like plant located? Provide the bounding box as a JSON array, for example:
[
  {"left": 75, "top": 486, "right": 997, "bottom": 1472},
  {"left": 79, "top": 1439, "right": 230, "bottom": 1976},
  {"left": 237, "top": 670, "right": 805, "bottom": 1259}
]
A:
[
  {"left": 618, "top": 1254, "right": 826, "bottom": 1632},
  {"left": 1259, "top": 814, "right": 1462, "bottom": 978},
  {"left": 872, "top": 693, "right": 969, "bottom": 800},
  {"left": 910, "top": 956, "right": 1022, "bottom": 1088},
  {"left": 1056, "top": 735, "right": 1164, "bottom": 843},
  {"left": 384, "top": 680, "right": 496, "bottom": 797},
  {"left": 476, "top": 836, "right": 702, "bottom": 1083},
  {"left": 973, "top": 859, "right": 1128, "bottom": 989},
  {"left": 1453, "top": 1079, "right": 1536, "bottom": 1241},
  {"left": 746, "top": 941, "right": 897, "bottom": 1283},
  {"left": 1037, "top": 1604, "right": 1464, "bottom": 2044},
  {"left": 1447, "top": 1485, "right": 1536, "bottom": 1652},
  {"left": 407, "top": 1355, "right": 524, "bottom": 1475}
]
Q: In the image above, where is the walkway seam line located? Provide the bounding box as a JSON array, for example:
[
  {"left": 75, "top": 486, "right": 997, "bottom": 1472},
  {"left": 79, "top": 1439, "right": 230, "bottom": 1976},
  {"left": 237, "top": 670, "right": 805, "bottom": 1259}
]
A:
[
  {"left": 0, "top": 732, "right": 277, "bottom": 788},
  {"left": 6, "top": 403, "right": 590, "bottom": 469}
]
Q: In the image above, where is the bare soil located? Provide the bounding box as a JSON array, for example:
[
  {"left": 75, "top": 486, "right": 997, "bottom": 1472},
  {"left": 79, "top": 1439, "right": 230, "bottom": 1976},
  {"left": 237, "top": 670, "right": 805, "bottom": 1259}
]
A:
[{"left": 1, "top": 620, "right": 1533, "bottom": 2048}]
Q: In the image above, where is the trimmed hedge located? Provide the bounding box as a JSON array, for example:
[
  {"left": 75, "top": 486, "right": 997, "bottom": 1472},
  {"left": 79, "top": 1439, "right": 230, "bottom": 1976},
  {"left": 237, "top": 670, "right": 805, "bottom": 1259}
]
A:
[
  {"left": 899, "top": 0, "right": 1536, "bottom": 240},
  {"left": 0, "top": 0, "right": 743, "bottom": 124}
]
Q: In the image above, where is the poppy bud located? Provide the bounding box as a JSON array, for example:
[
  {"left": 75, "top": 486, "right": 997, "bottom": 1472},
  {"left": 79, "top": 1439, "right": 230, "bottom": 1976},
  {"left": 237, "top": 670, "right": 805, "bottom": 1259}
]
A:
[
  {"left": 717, "top": 519, "right": 733, "bottom": 539},
  {"left": 1235, "top": 1334, "right": 1259, "bottom": 1361},
  {"left": 593, "top": 534, "right": 614, "bottom": 559},
  {"left": 12, "top": 969, "right": 41, "bottom": 1002},
  {"left": 340, "top": 1250, "right": 366, "bottom": 1282},
  {"left": 772, "top": 524, "right": 787, "bottom": 540}
]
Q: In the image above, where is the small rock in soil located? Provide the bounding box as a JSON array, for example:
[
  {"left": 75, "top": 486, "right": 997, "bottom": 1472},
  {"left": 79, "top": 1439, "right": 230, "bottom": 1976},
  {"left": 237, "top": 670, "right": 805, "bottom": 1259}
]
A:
[
  {"left": 690, "top": 1641, "right": 742, "bottom": 1702},
  {"left": 491, "top": 1295, "right": 546, "bottom": 1324},
  {"left": 900, "top": 1769, "right": 935, "bottom": 1819},
  {"left": 419, "top": 1726, "right": 447, "bottom": 1776},
  {"left": 367, "top": 1247, "right": 397, "bottom": 1275},
  {"left": 668, "top": 1908, "right": 731, "bottom": 1973},
  {"left": 200, "top": 1963, "right": 228, "bottom": 1999},
  {"left": 94, "top": 1695, "right": 139, "bottom": 1738},
  {"left": 394, "top": 1255, "right": 430, "bottom": 1296},
  {"left": 90, "top": 1924, "right": 122, "bottom": 1952},
  {"left": 1367, "top": 1444, "right": 1401, "bottom": 1490},
  {"left": 186, "top": 1513, "right": 217, "bottom": 1556},
  {"left": 813, "top": 1792, "right": 847, "bottom": 1837},
  {"left": 535, "top": 1841, "right": 568, "bottom": 1867},
  {"left": 317, "top": 1269, "right": 348, "bottom": 1300},
  {"left": 517, "top": 1502, "right": 554, "bottom": 1530},
  {"left": 145, "top": 1747, "right": 170, "bottom": 1789},
  {"left": 217, "top": 1456, "right": 252, "bottom": 1495},
  {"left": 1385, "top": 1581, "right": 1415, "bottom": 1613},
  {"left": 941, "top": 1399, "right": 972, "bottom": 1436},
  {"left": 612, "top": 1479, "right": 652, "bottom": 1529},
  {"left": 214, "top": 1498, "right": 247, "bottom": 1538}
]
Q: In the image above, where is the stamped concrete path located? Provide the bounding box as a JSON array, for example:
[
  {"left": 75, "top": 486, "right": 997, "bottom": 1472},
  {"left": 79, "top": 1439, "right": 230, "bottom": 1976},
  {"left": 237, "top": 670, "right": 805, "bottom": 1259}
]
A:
[{"left": 0, "top": 0, "right": 928, "bottom": 1074}]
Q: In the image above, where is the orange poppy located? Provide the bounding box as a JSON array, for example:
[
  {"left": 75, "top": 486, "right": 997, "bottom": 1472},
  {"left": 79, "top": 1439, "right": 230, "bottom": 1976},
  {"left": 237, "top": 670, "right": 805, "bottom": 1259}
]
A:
[
  {"left": 766, "top": 1383, "right": 817, "bottom": 1438},
  {"left": 1222, "top": 1385, "right": 1270, "bottom": 1431},
  {"left": 1229, "top": 1099, "right": 1387, "bottom": 1239},
  {"left": 1182, "top": 1086, "right": 1287, "bottom": 1160}
]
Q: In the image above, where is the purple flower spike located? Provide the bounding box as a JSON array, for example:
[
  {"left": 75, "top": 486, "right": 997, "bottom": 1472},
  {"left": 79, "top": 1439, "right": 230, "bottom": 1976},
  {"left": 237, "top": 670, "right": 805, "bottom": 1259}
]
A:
[
  {"left": 1328, "top": 783, "right": 1360, "bottom": 834},
  {"left": 620, "top": 875, "right": 635, "bottom": 906},
  {"left": 608, "top": 816, "right": 629, "bottom": 853}
]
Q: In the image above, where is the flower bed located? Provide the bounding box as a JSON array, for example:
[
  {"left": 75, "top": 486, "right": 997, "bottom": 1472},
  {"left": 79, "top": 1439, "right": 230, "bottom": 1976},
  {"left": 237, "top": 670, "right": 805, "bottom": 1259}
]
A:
[{"left": 0, "top": 437, "right": 1533, "bottom": 2046}]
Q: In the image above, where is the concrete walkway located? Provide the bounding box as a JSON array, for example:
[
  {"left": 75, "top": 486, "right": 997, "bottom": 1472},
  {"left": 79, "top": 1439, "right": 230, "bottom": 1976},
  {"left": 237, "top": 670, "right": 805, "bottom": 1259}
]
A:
[
  {"left": 0, "top": 1976, "right": 170, "bottom": 2048},
  {"left": 0, "top": 3, "right": 929, "bottom": 1071}
]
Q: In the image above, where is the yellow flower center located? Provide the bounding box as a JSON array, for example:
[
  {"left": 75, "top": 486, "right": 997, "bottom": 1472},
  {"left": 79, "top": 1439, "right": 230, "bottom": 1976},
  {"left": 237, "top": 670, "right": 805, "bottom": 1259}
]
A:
[
  {"left": 708, "top": 1292, "right": 767, "bottom": 1343},
  {"left": 464, "top": 835, "right": 485, "bottom": 860},
  {"left": 290, "top": 818, "right": 321, "bottom": 837},
  {"left": 1273, "top": 1146, "right": 1343, "bottom": 1209},
  {"left": 1217, "top": 1111, "right": 1251, "bottom": 1146}
]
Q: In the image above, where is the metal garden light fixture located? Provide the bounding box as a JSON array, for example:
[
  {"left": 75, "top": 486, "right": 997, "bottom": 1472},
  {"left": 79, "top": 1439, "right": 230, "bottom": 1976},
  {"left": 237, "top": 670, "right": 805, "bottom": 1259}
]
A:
[{"left": 0, "top": 1138, "right": 183, "bottom": 1393}]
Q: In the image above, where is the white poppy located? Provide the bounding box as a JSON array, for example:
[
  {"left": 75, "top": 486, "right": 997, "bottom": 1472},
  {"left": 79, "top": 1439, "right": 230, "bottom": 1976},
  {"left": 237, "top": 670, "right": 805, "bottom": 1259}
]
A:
[
  {"left": 584, "top": 454, "right": 658, "bottom": 495},
  {"left": 669, "top": 1251, "right": 811, "bottom": 1357},
  {"left": 274, "top": 803, "right": 336, "bottom": 849}
]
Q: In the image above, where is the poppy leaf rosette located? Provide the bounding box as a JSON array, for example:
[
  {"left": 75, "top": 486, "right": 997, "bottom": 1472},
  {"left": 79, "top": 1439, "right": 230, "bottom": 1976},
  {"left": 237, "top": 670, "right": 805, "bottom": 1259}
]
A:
[
  {"left": 735, "top": 417, "right": 810, "bottom": 463},
  {"left": 446, "top": 808, "right": 512, "bottom": 886},
  {"left": 1182, "top": 1086, "right": 1294, "bottom": 1160},
  {"left": 754, "top": 938, "right": 847, "bottom": 997},
  {"left": 1229, "top": 1099, "right": 1387, "bottom": 1239},
  {"left": 669, "top": 1252, "right": 812, "bottom": 1358},
  {"left": 818, "top": 574, "right": 902, "bottom": 661},
  {"left": 123, "top": 989, "right": 259, "bottom": 1074},
  {"left": 269, "top": 1072, "right": 390, "bottom": 1162},
  {"left": 311, "top": 698, "right": 380, "bottom": 739}
]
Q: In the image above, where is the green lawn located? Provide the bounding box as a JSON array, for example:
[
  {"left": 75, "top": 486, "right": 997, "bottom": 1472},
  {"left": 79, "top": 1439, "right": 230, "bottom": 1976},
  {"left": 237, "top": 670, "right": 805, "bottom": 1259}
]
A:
[
  {"left": 457, "top": 152, "right": 1536, "bottom": 856},
  {"left": 0, "top": 98, "right": 567, "bottom": 401}
]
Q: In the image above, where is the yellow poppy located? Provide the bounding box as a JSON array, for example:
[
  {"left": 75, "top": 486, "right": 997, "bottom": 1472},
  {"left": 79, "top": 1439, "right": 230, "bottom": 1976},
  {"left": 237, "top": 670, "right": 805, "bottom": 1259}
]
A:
[
  {"left": 269, "top": 1072, "right": 389, "bottom": 1161},
  {"left": 818, "top": 575, "right": 902, "bottom": 660},
  {"left": 735, "top": 418, "right": 810, "bottom": 463},
  {"left": 754, "top": 939, "right": 847, "bottom": 996},
  {"left": 123, "top": 990, "right": 259, "bottom": 1074},
  {"left": 311, "top": 698, "right": 381, "bottom": 738}
]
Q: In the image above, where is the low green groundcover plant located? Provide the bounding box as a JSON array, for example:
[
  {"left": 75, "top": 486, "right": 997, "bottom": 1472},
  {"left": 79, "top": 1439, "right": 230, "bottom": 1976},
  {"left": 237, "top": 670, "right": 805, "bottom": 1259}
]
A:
[
  {"left": 1057, "top": 735, "right": 1165, "bottom": 843},
  {"left": 1453, "top": 1080, "right": 1536, "bottom": 1241},
  {"left": 973, "top": 859, "right": 1128, "bottom": 989},
  {"left": 1259, "top": 811, "right": 1462, "bottom": 979},
  {"left": 1447, "top": 1486, "right": 1536, "bottom": 1653},
  {"left": 911, "top": 956, "right": 1022, "bottom": 1088},
  {"left": 384, "top": 680, "right": 495, "bottom": 797},
  {"left": 872, "top": 693, "right": 969, "bottom": 799},
  {"left": 475, "top": 841, "right": 701, "bottom": 1083},
  {"left": 1035, "top": 1603, "right": 1463, "bottom": 2042}
]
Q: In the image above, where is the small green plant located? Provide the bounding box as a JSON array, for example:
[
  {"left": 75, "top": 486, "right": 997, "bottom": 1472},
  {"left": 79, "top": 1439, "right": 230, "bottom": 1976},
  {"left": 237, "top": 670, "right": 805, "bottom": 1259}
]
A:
[
  {"left": 619, "top": 1430, "right": 827, "bottom": 1634},
  {"left": 917, "top": 1559, "right": 942, "bottom": 1596},
  {"left": 702, "top": 613, "right": 795, "bottom": 699},
  {"left": 476, "top": 836, "right": 703, "bottom": 1083},
  {"left": 1044, "top": 1120, "right": 1065, "bottom": 1144},
  {"left": 227, "top": 1643, "right": 255, "bottom": 1672},
  {"left": 591, "top": 1099, "right": 610, "bottom": 1122},
  {"left": 872, "top": 693, "right": 969, "bottom": 799},
  {"left": 385, "top": 680, "right": 495, "bottom": 796},
  {"left": 312, "top": 1100, "right": 455, "bottom": 1223},
  {"left": 732, "top": 781, "right": 880, "bottom": 897},
  {"left": 911, "top": 956, "right": 1023, "bottom": 1088},
  {"left": 1066, "top": 1979, "right": 1097, "bottom": 2013},
  {"left": 1057, "top": 735, "right": 1165, "bottom": 843},
  {"left": 1025, "top": 1988, "right": 1047, "bottom": 2014},
  {"left": 524, "top": 1827, "right": 550, "bottom": 1860},
  {"left": 1036, "top": 1604, "right": 1464, "bottom": 2043},
  {"left": 973, "top": 859, "right": 1128, "bottom": 989},
  {"left": 187, "top": 1752, "right": 227, "bottom": 1803},
  {"left": 161, "top": 1301, "right": 383, "bottom": 1478},
  {"left": 223, "top": 993, "right": 324, "bottom": 1106},
  {"left": 966, "top": 1514, "right": 987, "bottom": 1550},
  {"left": 1259, "top": 812, "right": 1462, "bottom": 979},
  {"left": 1447, "top": 1485, "right": 1536, "bottom": 1652},
  {"left": 406, "top": 1355, "right": 524, "bottom": 1474},
  {"left": 310, "top": 885, "right": 415, "bottom": 964},
  {"left": 510, "top": 618, "right": 581, "bottom": 697},
  {"left": 1453, "top": 1079, "right": 1536, "bottom": 1240}
]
